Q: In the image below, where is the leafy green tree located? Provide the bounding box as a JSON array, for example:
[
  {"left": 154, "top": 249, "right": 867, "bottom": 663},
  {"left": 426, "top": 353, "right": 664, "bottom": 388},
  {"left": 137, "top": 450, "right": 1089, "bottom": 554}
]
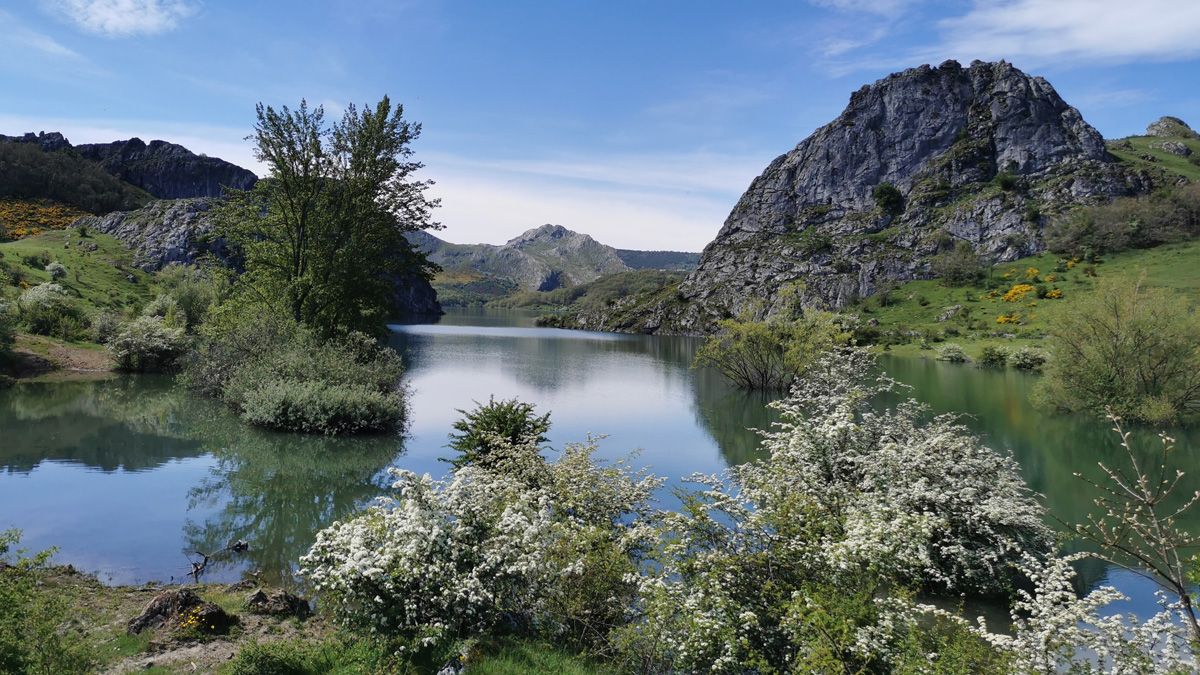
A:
[
  {"left": 693, "top": 311, "right": 848, "bottom": 390},
  {"left": 217, "top": 97, "right": 439, "bottom": 335},
  {"left": 931, "top": 240, "right": 987, "bottom": 286},
  {"left": 1036, "top": 276, "right": 1200, "bottom": 423},
  {"left": 448, "top": 396, "right": 551, "bottom": 469}
]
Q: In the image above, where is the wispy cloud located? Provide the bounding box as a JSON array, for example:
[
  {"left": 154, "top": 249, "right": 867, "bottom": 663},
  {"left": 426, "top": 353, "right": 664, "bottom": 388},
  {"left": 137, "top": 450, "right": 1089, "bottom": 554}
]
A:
[
  {"left": 928, "top": 0, "right": 1200, "bottom": 65},
  {"left": 815, "top": 0, "right": 1200, "bottom": 74},
  {"left": 47, "top": 0, "right": 197, "bottom": 37},
  {"left": 0, "top": 9, "right": 83, "bottom": 60}
]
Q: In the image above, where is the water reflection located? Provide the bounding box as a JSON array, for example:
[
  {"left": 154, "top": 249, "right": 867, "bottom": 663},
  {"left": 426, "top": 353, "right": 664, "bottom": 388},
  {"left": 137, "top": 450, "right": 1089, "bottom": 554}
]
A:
[
  {"left": 2, "top": 308, "right": 1196, "bottom": 613},
  {"left": 184, "top": 425, "right": 401, "bottom": 585}
]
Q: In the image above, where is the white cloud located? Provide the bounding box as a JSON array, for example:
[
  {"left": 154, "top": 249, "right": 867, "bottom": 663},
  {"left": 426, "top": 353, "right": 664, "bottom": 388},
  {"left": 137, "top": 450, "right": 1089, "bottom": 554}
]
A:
[
  {"left": 48, "top": 0, "right": 197, "bottom": 37},
  {"left": 929, "top": 0, "right": 1200, "bottom": 64},
  {"left": 423, "top": 152, "right": 768, "bottom": 251},
  {"left": 0, "top": 9, "right": 83, "bottom": 60}
]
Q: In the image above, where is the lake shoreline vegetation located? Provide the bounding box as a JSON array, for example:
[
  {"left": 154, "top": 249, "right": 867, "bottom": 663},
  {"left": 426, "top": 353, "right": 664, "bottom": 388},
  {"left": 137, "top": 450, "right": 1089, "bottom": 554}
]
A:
[{"left": 2, "top": 70, "right": 1200, "bottom": 673}]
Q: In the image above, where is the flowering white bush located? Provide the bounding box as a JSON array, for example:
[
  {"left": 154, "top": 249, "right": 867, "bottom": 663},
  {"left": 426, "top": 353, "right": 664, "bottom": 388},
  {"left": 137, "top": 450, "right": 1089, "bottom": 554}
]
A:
[
  {"left": 108, "top": 315, "right": 188, "bottom": 372},
  {"left": 618, "top": 349, "right": 1052, "bottom": 672},
  {"left": 759, "top": 348, "right": 1052, "bottom": 593},
  {"left": 301, "top": 440, "right": 662, "bottom": 647},
  {"left": 909, "top": 553, "right": 1196, "bottom": 673}
]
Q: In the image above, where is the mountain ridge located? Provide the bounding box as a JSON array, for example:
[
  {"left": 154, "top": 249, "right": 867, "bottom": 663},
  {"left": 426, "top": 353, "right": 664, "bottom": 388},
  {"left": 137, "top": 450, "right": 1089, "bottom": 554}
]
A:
[{"left": 0, "top": 131, "right": 257, "bottom": 200}]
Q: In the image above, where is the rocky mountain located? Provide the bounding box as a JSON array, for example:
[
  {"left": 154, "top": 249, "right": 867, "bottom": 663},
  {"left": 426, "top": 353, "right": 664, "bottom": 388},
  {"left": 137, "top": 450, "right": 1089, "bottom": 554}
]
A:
[
  {"left": 615, "top": 249, "right": 700, "bottom": 271},
  {"left": 75, "top": 199, "right": 441, "bottom": 315},
  {"left": 613, "top": 60, "right": 1154, "bottom": 334},
  {"left": 0, "top": 131, "right": 257, "bottom": 200},
  {"left": 408, "top": 225, "right": 633, "bottom": 292},
  {"left": 76, "top": 138, "right": 257, "bottom": 199}
]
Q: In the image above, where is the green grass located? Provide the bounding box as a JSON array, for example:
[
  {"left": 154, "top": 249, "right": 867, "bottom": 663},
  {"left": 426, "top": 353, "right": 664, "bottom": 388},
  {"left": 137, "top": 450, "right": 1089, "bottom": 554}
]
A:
[
  {"left": 466, "top": 640, "right": 614, "bottom": 674},
  {"left": 0, "top": 229, "right": 155, "bottom": 314},
  {"left": 1107, "top": 135, "right": 1200, "bottom": 183},
  {"left": 856, "top": 239, "right": 1200, "bottom": 358}
]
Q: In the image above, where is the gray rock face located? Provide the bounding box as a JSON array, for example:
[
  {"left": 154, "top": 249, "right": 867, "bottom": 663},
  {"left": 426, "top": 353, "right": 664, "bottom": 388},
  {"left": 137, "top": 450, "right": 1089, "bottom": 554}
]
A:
[
  {"left": 1155, "top": 141, "right": 1192, "bottom": 157},
  {"left": 408, "top": 224, "right": 631, "bottom": 291},
  {"left": 75, "top": 199, "right": 441, "bottom": 315},
  {"left": 0, "top": 131, "right": 72, "bottom": 152},
  {"left": 76, "top": 137, "right": 258, "bottom": 199},
  {"left": 74, "top": 199, "right": 228, "bottom": 270},
  {"left": 1146, "top": 116, "right": 1199, "bottom": 139},
  {"left": 648, "top": 60, "right": 1149, "bottom": 333}
]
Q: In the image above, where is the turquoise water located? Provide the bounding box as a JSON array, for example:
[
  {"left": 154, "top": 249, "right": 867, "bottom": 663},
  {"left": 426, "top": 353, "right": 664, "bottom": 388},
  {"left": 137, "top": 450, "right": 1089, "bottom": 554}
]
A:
[{"left": 0, "top": 308, "right": 1195, "bottom": 620}]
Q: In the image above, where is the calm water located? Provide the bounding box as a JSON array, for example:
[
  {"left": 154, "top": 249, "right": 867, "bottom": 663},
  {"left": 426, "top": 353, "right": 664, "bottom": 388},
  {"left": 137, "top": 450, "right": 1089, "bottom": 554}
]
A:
[{"left": 1, "top": 308, "right": 1196, "bottom": 617}]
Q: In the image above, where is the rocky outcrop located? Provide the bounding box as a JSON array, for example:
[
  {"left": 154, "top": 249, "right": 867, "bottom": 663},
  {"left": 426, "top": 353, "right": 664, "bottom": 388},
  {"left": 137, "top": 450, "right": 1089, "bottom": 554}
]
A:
[
  {"left": 1146, "top": 116, "right": 1199, "bottom": 140},
  {"left": 0, "top": 131, "right": 73, "bottom": 152},
  {"left": 73, "top": 199, "right": 229, "bottom": 270},
  {"left": 74, "top": 199, "right": 441, "bottom": 315},
  {"left": 633, "top": 60, "right": 1150, "bottom": 333},
  {"left": 409, "top": 224, "right": 632, "bottom": 291},
  {"left": 76, "top": 137, "right": 257, "bottom": 199}
]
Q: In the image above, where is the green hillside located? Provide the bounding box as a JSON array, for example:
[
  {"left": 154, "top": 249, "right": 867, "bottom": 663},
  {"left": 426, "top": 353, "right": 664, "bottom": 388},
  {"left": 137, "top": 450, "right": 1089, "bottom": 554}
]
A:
[
  {"left": 1107, "top": 135, "right": 1200, "bottom": 183},
  {"left": 854, "top": 239, "right": 1200, "bottom": 357},
  {"left": 0, "top": 229, "right": 155, "bottom": 314}
]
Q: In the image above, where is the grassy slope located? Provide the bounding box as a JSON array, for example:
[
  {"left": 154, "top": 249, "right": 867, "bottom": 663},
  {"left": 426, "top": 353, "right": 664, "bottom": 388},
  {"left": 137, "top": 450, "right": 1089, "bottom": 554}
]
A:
[
  {"left": 1107, "top": 135, "right": 1200, "bottom": 183},
  {"left": 858, "top": 239, "right": 1200, "bottom": 357},
  {"left": 431, "top": 268, "right": 520, "bottom": 306},
  {"left": 0, "top": 228, "right": 155, "bottom": 314}
]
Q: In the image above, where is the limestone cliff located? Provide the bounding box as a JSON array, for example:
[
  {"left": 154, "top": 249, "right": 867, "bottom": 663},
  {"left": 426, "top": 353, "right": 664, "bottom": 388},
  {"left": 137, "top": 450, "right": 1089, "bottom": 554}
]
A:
[
  {"left": 75, "top": 138, "right": 257, "bottom": 199},
  {"left": 641, "top": 60, "right": 1152, "bottom": 333}
]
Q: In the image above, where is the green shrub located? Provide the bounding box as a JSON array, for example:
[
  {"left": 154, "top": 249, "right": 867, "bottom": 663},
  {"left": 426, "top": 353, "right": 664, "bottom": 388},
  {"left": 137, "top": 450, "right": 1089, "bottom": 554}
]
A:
[
  {"left": 931, "top": 240, "right": 987, "bottom": 286},
  {"left": 935, "top": 343, "right": 968, "bottom": 363},
  {"left": 0, "top": 531, "right": 95, "bottom": 674},
  {"left": 448, "top": 397, "right": 551, "bottom": 469},
  {"left": 1045, "top": 184, "right": 1200, "bottom": 255},
  {"left": 872, "top": 182, "right": 905, "bottom": 216},
  {"left": 141, "top": 293, "right": 188, "bottom": 330},
  {"left": 89, "top": 310, "right": 122, "bottom": 344},
  {"left": 182, "top": 314, "right": 407, "bottom": 435},
  {"left": 154, "top": 264, "right": 227, "bottom": 332},
  {"left": 0, "top": 301, "right": 14, "bottom": 357},
  {"left": 1036, "top": 278, "right": 1200, "bottom": 422},
  {"left": 1011, "top": 347, "right": 1047, "bottom": 371},
  {"left": 16, "top": 283, "right": 87, "bottom": 340},
  {"left": 978, "top": 345, "right": 1008, "bottom": 368},
  {"left": 693, "top": 311, "right": 849, "bottom": 389},
  {"left": 240, "top": 379, "right": 405, "bottom": 435},
  {"left": 44, "top": 261, "right": 65, "bottom": 280},
  {"left": 108, "top": 315, "right": 188, "bottom": 373}
]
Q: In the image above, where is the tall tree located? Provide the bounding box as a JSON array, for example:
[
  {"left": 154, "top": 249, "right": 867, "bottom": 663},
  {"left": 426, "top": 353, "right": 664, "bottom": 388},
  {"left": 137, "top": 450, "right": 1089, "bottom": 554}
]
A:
[{"left": 218, "top": 97, "right": 438, "bottom": 334}]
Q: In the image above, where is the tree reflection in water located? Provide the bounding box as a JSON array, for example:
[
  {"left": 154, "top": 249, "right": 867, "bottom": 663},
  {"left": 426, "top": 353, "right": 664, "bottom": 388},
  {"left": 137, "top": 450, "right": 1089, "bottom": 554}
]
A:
[{"left": 184, "top": 423, "right": 402, "bottom": 586}]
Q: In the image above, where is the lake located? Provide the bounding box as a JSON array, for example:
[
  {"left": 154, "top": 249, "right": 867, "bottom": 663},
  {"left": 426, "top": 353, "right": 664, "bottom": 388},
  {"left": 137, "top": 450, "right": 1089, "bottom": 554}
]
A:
[{"left": 1, "top": 308, "right": 1196, "bottom": 618}]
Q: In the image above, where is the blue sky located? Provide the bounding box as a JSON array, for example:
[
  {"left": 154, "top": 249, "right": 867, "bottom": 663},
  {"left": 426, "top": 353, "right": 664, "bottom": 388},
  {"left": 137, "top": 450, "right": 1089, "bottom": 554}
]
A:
[{"left": 2, "top": 1, "right": 1199, "bottom": 250}]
